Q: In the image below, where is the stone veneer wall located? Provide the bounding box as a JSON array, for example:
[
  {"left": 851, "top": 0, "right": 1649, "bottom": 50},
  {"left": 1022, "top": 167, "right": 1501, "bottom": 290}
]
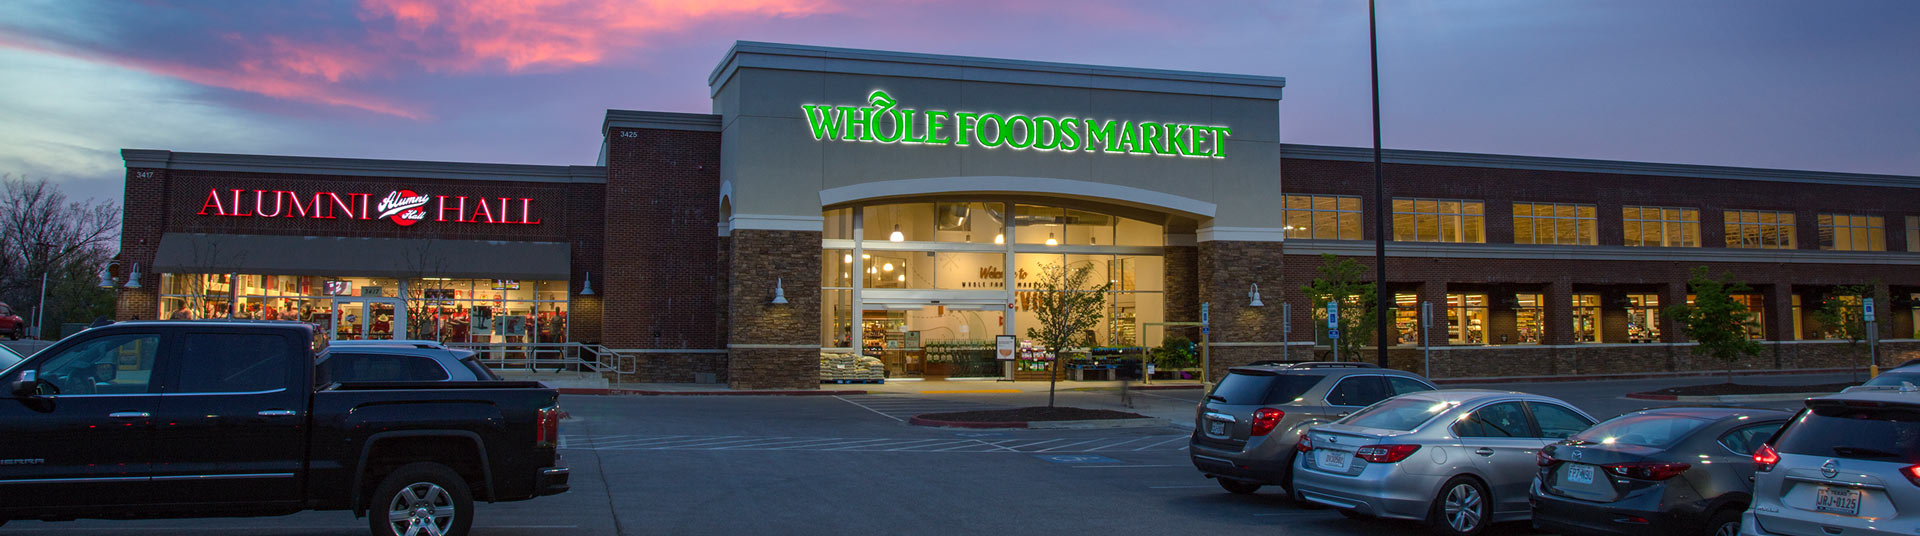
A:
[
  {"left": 727, "top": 229, "right": 822, "bottom": 389},
  {"left": 1198, "top": 240, "right": 1288, "bottom": 381}
]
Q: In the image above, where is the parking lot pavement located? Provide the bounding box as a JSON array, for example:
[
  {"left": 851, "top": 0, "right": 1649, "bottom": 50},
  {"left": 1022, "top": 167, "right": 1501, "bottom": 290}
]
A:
[{"left": 0, "top": 372, "right": 1849, "bottom": 535}]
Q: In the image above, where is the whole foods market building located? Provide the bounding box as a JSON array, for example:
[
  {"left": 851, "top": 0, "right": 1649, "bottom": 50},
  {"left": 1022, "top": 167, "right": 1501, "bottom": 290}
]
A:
[{"left": 117, "top": 42, "right": 1920, "bottom": 389}]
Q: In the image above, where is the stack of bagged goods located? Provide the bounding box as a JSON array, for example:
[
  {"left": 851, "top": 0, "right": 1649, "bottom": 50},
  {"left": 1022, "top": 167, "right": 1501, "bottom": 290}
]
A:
[{"left": 819, "top": 351, "right": 886, "bottom": 383}]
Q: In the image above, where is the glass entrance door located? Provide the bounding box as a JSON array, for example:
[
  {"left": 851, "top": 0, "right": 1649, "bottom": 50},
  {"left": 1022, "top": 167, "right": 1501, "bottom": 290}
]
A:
[{"left": 330, "top": 298, "right": 407, "bottom": 341}]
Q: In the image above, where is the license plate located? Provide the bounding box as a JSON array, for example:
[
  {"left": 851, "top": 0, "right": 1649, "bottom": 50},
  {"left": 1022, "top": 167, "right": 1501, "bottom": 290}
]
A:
[
  {"left": 1564, "top": 464, "right": 1595, "bottom": 485},
  {"left": 1815, "top": 486, "right": 1862, "bottom": 516},
  {"left": 1317, "top": 449, "right": 1351, "bottom": 471},
  {"left": 1207, "top": 421, "right": 1227, "bottom": 436}
]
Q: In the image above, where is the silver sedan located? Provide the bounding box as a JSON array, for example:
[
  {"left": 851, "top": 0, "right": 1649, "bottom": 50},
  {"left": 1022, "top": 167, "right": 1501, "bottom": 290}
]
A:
[{"left": 1291, "top": 389, "right": 1597, "bottom": 536}]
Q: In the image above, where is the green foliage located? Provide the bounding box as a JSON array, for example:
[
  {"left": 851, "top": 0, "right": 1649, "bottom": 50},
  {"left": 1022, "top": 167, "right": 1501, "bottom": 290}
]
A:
[
  {"left": 1148, "top": 335, "right": 1197, "bottom": 369},
  {"left": 1024, "top": 261, "right": 1112, "bottom": 407},
  {"left": 1298, "top": 254, "right": 1377, "bottom": 360},
  {"left": 1664, "top": 267, "right": 1763, "bottom": 379},
  {"left": 1811, "top": 283, "right": 1885, "bottom": 353}
]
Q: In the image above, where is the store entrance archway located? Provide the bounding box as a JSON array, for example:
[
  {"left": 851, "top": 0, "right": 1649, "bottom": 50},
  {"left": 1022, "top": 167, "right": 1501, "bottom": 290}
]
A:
[{"left": 331, "top": 297, "right": 407, "bottom": 341}]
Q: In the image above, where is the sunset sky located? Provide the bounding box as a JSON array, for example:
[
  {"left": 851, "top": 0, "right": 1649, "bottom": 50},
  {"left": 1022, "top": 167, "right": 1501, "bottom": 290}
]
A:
[{"left": 2, "top": 0, "right": 1915, "bottom": 204}]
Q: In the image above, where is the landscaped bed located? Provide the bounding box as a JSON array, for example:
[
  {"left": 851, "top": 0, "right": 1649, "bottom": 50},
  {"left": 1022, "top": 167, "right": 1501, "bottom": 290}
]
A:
[
  {"left": 1638, "top": 382, "right": 1860, "bottom": 397},
  {"left": 916, "top": 406, "right": 1149, "bottom": 423}
]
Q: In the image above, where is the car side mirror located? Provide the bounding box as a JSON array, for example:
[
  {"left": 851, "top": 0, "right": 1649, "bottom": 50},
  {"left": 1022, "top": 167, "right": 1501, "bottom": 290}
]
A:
[{"left": 11, "top": 370, "right": 39, "bottom": 398}]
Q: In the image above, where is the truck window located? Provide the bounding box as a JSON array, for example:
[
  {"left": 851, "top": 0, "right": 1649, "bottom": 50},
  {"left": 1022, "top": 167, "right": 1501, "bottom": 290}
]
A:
[
  {"left": 30, "top": 333, "right": 160, "bottom": 395},
  {"left": 175, "top": 333, "right": 293, "bottom": 393}
]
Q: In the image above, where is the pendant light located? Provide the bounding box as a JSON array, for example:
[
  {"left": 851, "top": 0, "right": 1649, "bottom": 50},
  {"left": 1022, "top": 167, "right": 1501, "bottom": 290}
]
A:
[
  {"left": 1045, "top": 233, "right": 1058, "bottom": 246},
  {"left": 889, "top": 224, "right": 904, "bottom": 242}
]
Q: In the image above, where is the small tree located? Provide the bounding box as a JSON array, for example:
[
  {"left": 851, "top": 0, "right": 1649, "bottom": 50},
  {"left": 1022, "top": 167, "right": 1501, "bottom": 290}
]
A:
[
  {"left": 1025, "top": 261, "right": 1111, "bottom": 407},
  {"left": 1812, "top": 283, "right": 1884, "bottom": 378},
  {"left": 1299, "top": 254, "right": 1377, "bottom": 361},
  {"left": 1664, "top": 267, "right": 1763, "bottom": 383}
]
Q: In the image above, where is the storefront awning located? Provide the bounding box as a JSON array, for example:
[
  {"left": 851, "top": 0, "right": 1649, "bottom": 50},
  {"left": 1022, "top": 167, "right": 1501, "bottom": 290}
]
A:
[{"left": 153, "top": 233, "right": 571, "bottom": 280}]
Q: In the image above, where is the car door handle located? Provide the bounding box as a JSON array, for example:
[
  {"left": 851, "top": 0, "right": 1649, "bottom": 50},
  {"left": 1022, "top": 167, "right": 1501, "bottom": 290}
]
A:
[
  {"left": 257, "top": 410, "right": 297, "bottom": 417},
  {"left": 1475, "top": 448, "right": 1495, "bottom": 457},
  {"left": 108, "top": 411, "right": 150, "bottom": 419}
]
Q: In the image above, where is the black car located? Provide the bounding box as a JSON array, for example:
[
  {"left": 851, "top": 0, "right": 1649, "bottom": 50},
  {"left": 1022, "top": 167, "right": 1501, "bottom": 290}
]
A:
[{"left": 1531, "top": 407, "right": 1789, "bottom": 536}]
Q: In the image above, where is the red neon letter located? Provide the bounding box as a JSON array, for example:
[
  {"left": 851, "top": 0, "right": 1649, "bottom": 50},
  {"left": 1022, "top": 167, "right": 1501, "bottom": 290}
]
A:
[
  {"left": 437, "top": 196, "right": 467, "bottom": 222},
  {"left": 229, "top": 189, "right": 253, "bottom": 216},
  {"left": 519, "top": 198, "right": 541, "bottom": 224},
  {"left": 197, "top": 189, "right": 225, "bottom": 215}
]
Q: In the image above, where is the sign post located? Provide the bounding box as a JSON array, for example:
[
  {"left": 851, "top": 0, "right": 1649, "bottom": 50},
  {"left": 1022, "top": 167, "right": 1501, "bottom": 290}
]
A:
[
  {"left": 1421, "top": 301, "right": 1433, "bottom": 379},
  {"left": 1201, "top": 303, "right": 1211, "bottom": 386},
  {"left": 1867, "top": 298, "right": 1880, "bottom": 378},
  {"left": 1281, "top": 302, "right": 1292, "bottom": 362},
  {"left": 1326, "top": 302, "right": 1340, "bottom": 362}
]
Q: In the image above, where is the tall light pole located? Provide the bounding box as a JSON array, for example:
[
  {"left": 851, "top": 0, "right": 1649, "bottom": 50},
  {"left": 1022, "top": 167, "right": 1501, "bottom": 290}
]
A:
[{"left": 1370, "top": 0, "right": 1391, "bottom": 368}]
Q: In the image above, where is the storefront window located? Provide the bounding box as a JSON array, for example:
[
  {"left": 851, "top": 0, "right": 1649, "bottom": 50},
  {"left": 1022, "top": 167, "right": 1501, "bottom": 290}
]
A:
[
  {"left": 1817, "top": 214, "right": 1886, "bottom": 251},
  {"left": 1623, "top": 206, "right": 1699, "bottom": 247},
  {"left": 1392, "top": 198, "right": 1485, "bottom": 243},
  {"left": 1447, "top": 293, "right": 1489, "bottom": 345},
  {"left": 1626, "top": 294, "right": 1660, "bottom": 343},
  {"left": 1391, "top": 293, "right": 1419, "bottom": 346},
  {"left": 1285, "top": 195, "right": 1362, "bottom": 240},
  {"left": 1572, "top": 294, "right": 1602, "bottom": 343},
  {"left": 1514, "top": 293, "right": 1544, "bottom": 344},
  {"left": 160, "top": 274, "right": 568, "bottom": 344},
  {"left": 1513, "top": 202, "right": 1597, "bottom": 245},
  {"left": 1724, "top": 210, "right": 1796, "bottom": 249}
]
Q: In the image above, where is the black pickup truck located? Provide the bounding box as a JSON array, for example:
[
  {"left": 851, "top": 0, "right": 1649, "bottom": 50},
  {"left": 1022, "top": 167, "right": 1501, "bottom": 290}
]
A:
[{"left": 0, "top": 321, "right": 568, "bottom": 536}]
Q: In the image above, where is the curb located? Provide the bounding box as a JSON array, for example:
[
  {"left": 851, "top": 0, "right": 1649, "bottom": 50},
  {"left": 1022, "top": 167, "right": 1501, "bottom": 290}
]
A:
[
  {"left": 557, "top": 388, "right": 867, "bottom": 396},
  {"left": 1623, "top": 391, "right": 1834, "bottom": 402},
  {"left": 907, "top": 416, "right": 1172, "bottom": 429},
  {"left": 1436, "top": 367, "right": 1860, "bottom": 386}
]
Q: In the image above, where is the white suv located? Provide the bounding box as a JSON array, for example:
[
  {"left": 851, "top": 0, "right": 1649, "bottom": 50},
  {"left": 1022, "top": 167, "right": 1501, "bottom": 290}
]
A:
[{"left": 1744, "top": 390, "right": 1920, "bottom": 536}]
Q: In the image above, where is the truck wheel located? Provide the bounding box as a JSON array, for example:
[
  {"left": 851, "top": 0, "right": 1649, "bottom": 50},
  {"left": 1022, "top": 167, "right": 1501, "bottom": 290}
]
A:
[{"left": 370, "top": 462, "right": 473, "bottom": 536}]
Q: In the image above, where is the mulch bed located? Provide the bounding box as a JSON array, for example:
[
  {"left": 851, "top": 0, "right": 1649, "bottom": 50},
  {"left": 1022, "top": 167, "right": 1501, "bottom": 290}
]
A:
[
  {"left": 916, "top": 406, "right": 1150, "bottom": 423},
  {"left": 1641, "top": 382, "right": 1860, "bottom": 397}
]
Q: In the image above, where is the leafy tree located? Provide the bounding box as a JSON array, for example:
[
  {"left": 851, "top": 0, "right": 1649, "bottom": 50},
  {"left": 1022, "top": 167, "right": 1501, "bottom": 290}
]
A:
[
  {"left": 1299, "top": 254, "right": 1376, "bottom": 361},
  {"left": 1811, "top": 283, "right": 1885, "bottom": 376},
  {"left": 1025, "top": 261, "right": 1111, "bottom": 407},
  {"left": 1664, "top": 267, "right": 1763, "bottom": 383}
]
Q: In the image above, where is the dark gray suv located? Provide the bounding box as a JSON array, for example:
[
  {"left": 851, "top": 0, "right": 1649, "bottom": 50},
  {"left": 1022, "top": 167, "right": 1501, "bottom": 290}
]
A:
[{"left": 1189, "top": 362, "right": 1437, "bottom": 498}]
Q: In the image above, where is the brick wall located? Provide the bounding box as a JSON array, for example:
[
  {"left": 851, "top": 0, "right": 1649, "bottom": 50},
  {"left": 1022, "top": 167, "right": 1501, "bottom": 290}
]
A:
[{"left": 599, "top": 126, "right": 724, "bottom": 368}]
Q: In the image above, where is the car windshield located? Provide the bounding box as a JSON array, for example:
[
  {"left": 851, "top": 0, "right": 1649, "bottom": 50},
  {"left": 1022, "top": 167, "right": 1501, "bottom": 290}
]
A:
[
  {"left": 1569, "top": 413, "right": 1713, "bottom": 448},
  {"left": 1208, "top": 372, "right": 1319, "bottom": 405},
  {"left": 1776, "top": 404, "right": 1920, "bottom": 461},
  {"left": 1341, "top": 397, "right": 1456, "bottom": 431},
  {"left": 1863, "top": 371, "right": 1920, "bottom": 388}
]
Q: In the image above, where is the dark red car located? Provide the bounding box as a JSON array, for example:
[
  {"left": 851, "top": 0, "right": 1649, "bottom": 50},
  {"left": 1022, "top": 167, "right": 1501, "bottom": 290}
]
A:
[{"left": 0, "top": 302, "right": 22, "bottom": 340}]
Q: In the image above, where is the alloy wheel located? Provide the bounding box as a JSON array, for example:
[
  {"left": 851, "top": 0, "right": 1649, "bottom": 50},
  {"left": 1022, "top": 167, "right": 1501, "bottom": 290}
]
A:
[
  {"left": 1442, "top": 483, "right": 1483, "bottom": 533},
  {"left": 387, "top": 481, "right": 457, "bottom": 536}
]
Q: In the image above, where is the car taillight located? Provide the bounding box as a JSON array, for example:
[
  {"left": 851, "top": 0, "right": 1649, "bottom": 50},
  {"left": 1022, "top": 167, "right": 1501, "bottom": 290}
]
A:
[
  {"left": 1250, "top": 408, "right": 1285, "bottom": 437},
  {"left": 1537, "top": 449, "right": 1555, "bottom": 467},
  {"left": 1603, "top": 462, "right": 1691, "bottom": 481},
  {"left": 536, "top": 406, "right": 560, "bottom": 448},
  {"left": 1753, "top": 444, "right": 1779, "bottom": 472},
  {"left": 1355, "top": 444, "right": 1420, "bottom": 464},
  {"left": 1902, "top": 465, "right": 1920, "bottom": 487},
  {"left": 1295, "top": 432, "right": 1312, "bottom": 453}
]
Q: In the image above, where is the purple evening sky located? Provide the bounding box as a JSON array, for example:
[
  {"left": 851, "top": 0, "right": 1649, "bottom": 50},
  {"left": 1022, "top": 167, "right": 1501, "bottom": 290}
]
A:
[{"left": 1, "top": 0, "right": 1915, "bottom": 205}]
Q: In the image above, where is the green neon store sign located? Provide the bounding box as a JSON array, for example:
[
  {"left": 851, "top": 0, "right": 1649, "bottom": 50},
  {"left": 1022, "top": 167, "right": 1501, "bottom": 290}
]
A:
[{"left": 802, "top": 90, "right": 1232, "bottom": 158}]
